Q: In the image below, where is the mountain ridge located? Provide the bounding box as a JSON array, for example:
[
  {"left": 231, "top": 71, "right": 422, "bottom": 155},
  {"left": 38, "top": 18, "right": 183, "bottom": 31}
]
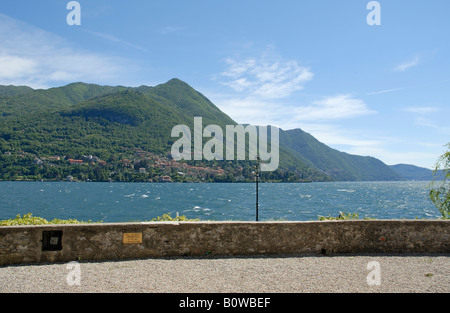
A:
[
  {"left": 390, "top": 164, "right": 444, "bottom": 181},
  {"left": 0, "top": 79, "right": 404, "bottom": 182},
  {"left": 280, "top": 128, "right": 403, "bottom": 181}
]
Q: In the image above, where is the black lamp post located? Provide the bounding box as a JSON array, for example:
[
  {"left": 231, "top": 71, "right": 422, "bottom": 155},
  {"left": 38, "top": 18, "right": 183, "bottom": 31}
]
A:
[{"left": 255, "top": 155, "right": 260, "bottom": 222}]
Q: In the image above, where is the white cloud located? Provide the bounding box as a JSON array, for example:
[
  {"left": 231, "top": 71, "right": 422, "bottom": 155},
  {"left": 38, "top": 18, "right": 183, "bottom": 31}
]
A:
[
  {"left": 210, "top": 48, "right": 317, "bottom": 128},
  {"left": 83, "top": 29, "right": 148, "bottom": 52},
  {"left": 301, "top": 123, "right": 382, "bottom": 148},
  {"left": 394, "top": 55, "right": 420, "bottom": 72},
  {"left": 293, "top": 95, "right": 376, "bottom": 122},
  {"left": 0, "top": 13, "right": 133, "bottom": 89},
  {"left": 155, "top": 26, "right": 185, "bottom": 35},
  {"left": 212, "top": 49, "right": 375, "bottom": 134},
  {"left": 209, "top": 93, "right": 376, "bottom": 138},
  {"left": 415, "top": 117, "right": 450, "bottom": 136},
  {"left": 366, "top": 87, "right": 406, "bottom": 95},
  {"left": 403, "top": 106, "right": 440, "bottom": 114},
  {"left": 0, "top": 55, "right": 37, "bottom": 80},
  {"left": 208, "top": 94, "right": 286, "bottom": 127},
  {"left": 220, "top": 53, "right": 313, "bottom": 99}
]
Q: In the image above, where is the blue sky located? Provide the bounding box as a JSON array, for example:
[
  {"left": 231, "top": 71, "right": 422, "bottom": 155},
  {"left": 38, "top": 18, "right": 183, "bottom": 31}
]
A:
[{"left": 0, "top": 0, "right": 449, "bottom": 169}]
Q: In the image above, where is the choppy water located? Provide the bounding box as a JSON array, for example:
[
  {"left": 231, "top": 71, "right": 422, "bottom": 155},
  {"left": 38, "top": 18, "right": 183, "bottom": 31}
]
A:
[{"left": 0, "top": 181, "right": 441, "bottom": 223}]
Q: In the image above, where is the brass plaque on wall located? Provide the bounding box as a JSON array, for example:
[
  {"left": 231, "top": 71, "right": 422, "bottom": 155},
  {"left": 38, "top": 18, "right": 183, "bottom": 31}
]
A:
[{"left": 123, "top": 233, "right": 143, "bottom": 244}]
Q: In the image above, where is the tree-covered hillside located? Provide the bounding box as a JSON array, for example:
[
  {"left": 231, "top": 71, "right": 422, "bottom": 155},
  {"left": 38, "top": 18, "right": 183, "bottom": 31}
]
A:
[
  {"left": 280, "top": 128, "right": 403, "bottom": 181},
  {"left": 390, "top": 164, "right": 444, "bottom": 181},
  {"left": 0, "top": 79, "right": 401, "bottom": 182}
]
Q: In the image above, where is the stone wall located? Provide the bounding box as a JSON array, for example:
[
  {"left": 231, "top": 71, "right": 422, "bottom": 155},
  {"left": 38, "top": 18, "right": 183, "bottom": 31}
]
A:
[{"left": 1, "top": 220, "right": 449, "bottom": 266}]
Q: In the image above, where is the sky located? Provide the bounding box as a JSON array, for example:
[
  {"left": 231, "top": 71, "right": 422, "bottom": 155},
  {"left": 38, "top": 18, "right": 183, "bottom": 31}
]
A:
[{"left": 0, "top": 0, "right": 449, "bottom": 169}]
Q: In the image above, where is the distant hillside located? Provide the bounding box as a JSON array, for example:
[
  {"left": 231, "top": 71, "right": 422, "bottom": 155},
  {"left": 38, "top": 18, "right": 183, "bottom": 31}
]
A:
[
  {"left": 0, "top": 79, "right": 404, "bottom": 182},
  {"left": 280, "top": 128, "right": 403, "bottom": 181},
  {"left": 390, "top": 164, "right": 444, "bottom": 181}
]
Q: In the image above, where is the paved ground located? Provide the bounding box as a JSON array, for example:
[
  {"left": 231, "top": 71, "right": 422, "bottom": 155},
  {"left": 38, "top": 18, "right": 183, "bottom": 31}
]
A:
[{"left": 1, "top": 254, "right": 449, "bottom": 293}]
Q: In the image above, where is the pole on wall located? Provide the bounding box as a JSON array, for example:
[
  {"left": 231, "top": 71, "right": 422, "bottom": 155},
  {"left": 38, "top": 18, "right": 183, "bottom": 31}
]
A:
[{"left": 255, "top": 155, "right": 260, "bottom": 222}]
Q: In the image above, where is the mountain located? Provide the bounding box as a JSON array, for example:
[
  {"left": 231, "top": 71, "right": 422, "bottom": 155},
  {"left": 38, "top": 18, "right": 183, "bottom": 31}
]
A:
[
  {"left": 138, "top": 78, "right": 236, "bottom": 127},
  {"left": 280, "top": 129, "right": 403, "bottom": 181},
  {"left": 0, "top": 82, "right": 128, "bottom": 117},
  {"left": 390, "top": 164, "right": 444, "bottom": 181},
  {"left": 0, "top": 85, "right": 34, "bottom": 97},
  {"left": 0, "top": 79, "right": 401, "bottom": 182}
]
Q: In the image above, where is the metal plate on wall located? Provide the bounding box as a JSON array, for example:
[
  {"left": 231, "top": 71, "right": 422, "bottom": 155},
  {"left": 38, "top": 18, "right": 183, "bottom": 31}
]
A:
[{"left": 123, "top": 233, "right": 143, "bottom": 244}]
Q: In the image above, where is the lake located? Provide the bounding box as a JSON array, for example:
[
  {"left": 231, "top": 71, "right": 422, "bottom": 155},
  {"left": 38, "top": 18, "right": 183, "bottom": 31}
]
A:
[{"left": 0, "top": 181, "right": 441, "bottom": 223}]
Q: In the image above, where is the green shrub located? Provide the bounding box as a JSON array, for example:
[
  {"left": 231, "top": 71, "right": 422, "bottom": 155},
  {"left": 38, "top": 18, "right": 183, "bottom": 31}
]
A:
[
  {"left": 430, "top": 144, "right": 450, "bottom": 219},
  {"left": 318, "top": 211, "right": 373, "bottom": 221},
  {"left": 0, "top": 212, "right": 199, "bottom": 225},
  {"left": 150, "top": 213, "right": 199, "bottom": 222},
  {"left": 0, "top": 213, "right": 98, "bottom": 226}
]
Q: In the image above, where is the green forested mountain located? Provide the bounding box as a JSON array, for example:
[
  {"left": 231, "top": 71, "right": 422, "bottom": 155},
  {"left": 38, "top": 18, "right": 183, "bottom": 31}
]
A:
[
  {"left": 280, "top": 129, "right": 403, "bottom": 181},
  {"left": 138, "top": 79, "right": 236, "bottom": 127},
  {"left": 0, "top": 78, "right": 402, "bottom": 182},
  {"left": 390, "top": 164, "right": 444, "bottom": 181},
  {"left": 0, "top": 85, "right": 34, "bottom": 97},
  {"left": 0, "top": 82, "right": 128, "bottom": 117}
]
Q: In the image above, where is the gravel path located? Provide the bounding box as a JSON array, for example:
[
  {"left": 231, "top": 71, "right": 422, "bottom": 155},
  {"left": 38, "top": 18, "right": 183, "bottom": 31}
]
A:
[{"left": 1, "top": 254, "right": 449, "bottom": 293}]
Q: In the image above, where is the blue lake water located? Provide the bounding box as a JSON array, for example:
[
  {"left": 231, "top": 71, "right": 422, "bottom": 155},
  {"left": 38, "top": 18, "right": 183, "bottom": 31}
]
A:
[{"left": 0, "top": 181, "right": 441, "bottom": 222}]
